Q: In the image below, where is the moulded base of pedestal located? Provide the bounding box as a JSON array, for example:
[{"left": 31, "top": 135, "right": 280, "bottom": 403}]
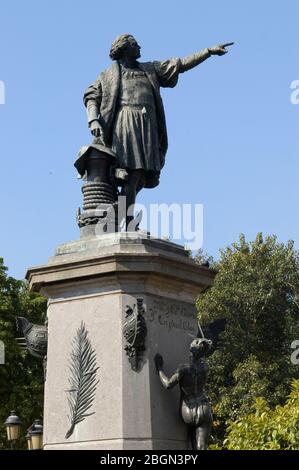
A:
[{"left": 44, "top": 438, "right": 189, "bottom": 450}]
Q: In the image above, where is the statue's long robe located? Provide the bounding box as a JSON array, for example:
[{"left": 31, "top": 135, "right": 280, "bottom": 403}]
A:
[{"left": 83, "top": 59, "right": 182, "bottom": 188}]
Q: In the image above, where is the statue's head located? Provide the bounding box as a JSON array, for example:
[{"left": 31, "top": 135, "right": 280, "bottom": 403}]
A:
[
  {"left": 189, "top": 337, "right": 212, "bottom": 358},
  {"left": 109, "top": 34, "right": 141, "bottom": 61}
]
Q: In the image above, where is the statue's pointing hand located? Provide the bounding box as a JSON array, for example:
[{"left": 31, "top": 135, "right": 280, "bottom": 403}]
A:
[{"left": 208, "top": 42, "right": 234, "bottom": 56}]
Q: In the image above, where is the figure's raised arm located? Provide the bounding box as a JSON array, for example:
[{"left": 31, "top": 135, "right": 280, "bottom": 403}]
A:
[
  {"left": 154, "top": 353, "right": 181, "bottom": 389},
  {"left": 180, "top": 42, "right": 234, "bottom": 73}
]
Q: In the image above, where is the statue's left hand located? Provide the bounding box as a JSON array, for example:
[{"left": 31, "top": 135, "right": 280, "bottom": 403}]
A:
[
  {"left": 90, "top": 120, "right": 102, "bottom": 137},
  {"left": 208, "top": 44, "right": 230, "bottom": 56},
  {"left": 154, "top": 353, "right": 164, "bottom": 371}
]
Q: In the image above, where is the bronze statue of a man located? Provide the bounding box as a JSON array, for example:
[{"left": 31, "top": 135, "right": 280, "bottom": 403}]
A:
[
  {"left": 155, "top": 337, "right": 213, "bottom": 450},
  {"left": 84, "top": 35, "right": 232, "bottom": 221}
]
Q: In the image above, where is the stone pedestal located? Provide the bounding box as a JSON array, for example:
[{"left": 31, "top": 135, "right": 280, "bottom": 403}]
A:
[{"left": 26, "top": 233, "right": 214, "bottom": 450}]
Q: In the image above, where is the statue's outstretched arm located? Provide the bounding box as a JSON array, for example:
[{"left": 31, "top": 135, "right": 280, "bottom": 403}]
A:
[
  {"left": 154, "top": 353, "right": 181, "bottom": 389},
  {"left": 180, "top": 43, "right": 233, "bottom": 73},
  {"left": 158, "top": 369, "right": 180, "bottom": 389},
  {"left": 180, "top": 48, "right": 211, "bottom": 73}
]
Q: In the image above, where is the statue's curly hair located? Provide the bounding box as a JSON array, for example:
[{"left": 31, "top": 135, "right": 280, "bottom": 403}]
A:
[{"left": 109, "top": 33, "right": 137, "bottom": 60}]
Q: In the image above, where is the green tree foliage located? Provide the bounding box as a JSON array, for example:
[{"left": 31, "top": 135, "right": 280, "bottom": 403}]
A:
[
  {"left": 196, "top": 234, "right": 299, "bottom": 441},
  {"left": 193, "top": 248, "right": 215, "bottom": 268},
  {"left": 0, "top": 258, "right": 46, "bottom": 449},
  {"left": 224, "top": 379, "right": 299, "bottom": 450}
]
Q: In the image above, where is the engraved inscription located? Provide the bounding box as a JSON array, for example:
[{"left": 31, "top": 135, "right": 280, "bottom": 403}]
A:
[{"left": 147, "top": 298, "right": 196, "bottom": 333}]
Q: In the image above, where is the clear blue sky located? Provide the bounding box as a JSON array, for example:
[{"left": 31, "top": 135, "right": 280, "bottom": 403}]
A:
[{"left": 0, "top": 0, "right": 298, "bottom": 279}]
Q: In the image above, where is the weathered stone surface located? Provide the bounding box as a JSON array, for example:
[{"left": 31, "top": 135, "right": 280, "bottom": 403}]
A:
[{"left": 26, "top": 234, "right": 214, "bottom": 450}]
